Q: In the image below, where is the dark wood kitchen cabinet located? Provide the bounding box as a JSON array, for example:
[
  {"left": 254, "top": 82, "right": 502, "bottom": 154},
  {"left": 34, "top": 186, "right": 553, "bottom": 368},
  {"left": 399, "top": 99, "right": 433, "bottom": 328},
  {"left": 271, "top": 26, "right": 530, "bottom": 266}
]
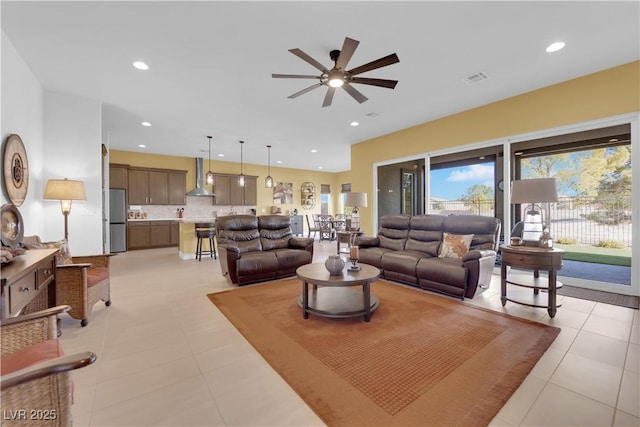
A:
[
  {"left": 212, "top": 173, "right": 257, "bottom": 206},
  {"left": 109, "top": 164, "right": 128, "bottom": 189},
  {"left": 127, "top": 167, "right": 186, "bottom": 205},
  {"left": 127, "top": 221, "right": 177, "bottom": 250}
]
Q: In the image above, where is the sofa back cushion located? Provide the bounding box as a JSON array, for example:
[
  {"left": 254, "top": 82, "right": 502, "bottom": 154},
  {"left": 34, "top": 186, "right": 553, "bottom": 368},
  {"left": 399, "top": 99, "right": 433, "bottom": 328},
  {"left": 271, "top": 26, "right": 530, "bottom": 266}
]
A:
[
  {"left": 216, "top": 215, "right": 263, "bottom": 253},
  {"left": 443, "top": 215, "right": 501, "bottom": 251},
  {"left": 259, "top": 215, "right": 293, "bottom": 251},
  {"left": 404, "top": 215, "right": 446, "bottom": 256},
  {"left": 377, "top": 215, "right": 411, "bottom": 250}
]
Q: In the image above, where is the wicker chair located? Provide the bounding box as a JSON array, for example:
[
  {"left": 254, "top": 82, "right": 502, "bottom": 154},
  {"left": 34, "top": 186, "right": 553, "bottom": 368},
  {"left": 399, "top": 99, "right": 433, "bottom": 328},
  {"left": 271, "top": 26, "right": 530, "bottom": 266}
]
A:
[
  {"left": 23, "top": 236, "right": 112, "bottom": 327},
  {"left": 1, "top": 306, "right": 96, "bottom": 426},
  {"left": 56, "top": 254, "right": 112, "bottom": 327}
]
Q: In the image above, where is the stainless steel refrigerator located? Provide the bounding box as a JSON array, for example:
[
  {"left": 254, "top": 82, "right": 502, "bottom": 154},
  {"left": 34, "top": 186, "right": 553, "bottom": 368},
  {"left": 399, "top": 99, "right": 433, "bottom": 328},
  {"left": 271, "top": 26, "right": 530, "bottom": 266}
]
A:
[{"left": 109, "top": 189, "right": 127, "bottom": 252}]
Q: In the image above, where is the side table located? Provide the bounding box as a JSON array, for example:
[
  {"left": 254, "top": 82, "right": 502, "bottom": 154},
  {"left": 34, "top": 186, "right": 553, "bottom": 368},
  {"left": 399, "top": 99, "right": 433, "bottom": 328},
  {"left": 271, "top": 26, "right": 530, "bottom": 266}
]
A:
[
  {"left": 500, "top": 245, "right": 565, "bottom": 318},
  {"left": 336, "top": 230, "right": 364, "bottom": 254}
]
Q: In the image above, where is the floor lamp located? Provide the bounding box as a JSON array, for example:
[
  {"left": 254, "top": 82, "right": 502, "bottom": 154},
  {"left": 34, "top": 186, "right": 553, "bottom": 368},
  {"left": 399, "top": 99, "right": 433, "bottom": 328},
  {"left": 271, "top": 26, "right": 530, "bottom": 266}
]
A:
[
  {"left": 44, "top": 178, "right": 87, "bottom": 241},
  {"left": 510, "top": 178, "right": 558, "bottom": 245},
  {"left": 345, "top": 192, "right": 367, "bottom": 231}
]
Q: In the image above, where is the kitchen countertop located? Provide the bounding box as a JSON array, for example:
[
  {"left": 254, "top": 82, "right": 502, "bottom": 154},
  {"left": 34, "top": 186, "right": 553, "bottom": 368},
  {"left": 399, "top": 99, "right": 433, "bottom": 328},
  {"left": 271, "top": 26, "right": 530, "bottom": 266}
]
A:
[{"left": 127, "top": 218, "right": 216, "bottom": 223}]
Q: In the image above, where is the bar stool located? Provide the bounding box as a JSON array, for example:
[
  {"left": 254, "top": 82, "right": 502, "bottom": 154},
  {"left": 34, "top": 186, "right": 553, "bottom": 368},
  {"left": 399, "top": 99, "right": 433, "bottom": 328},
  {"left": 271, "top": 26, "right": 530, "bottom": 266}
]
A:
[{"left": 195, "top": 222, "right": 216, "bottom": 261}]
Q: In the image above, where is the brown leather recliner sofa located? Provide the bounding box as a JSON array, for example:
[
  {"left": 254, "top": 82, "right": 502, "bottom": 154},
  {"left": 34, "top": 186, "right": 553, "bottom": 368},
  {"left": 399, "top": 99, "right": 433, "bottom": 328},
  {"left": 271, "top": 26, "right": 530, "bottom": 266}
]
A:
[
  {"left": 216, "top": 214, "right": 314, "bottom": 285},
  {"left": 357, "top": 214, "right": 501, "bottom": 299}
]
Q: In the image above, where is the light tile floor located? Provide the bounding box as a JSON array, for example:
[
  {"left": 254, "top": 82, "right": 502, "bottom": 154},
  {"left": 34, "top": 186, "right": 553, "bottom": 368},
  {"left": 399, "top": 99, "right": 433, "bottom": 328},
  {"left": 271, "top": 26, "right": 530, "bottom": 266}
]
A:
[{"left": 60, "top": 241, "right": 639, "bottom": 426}]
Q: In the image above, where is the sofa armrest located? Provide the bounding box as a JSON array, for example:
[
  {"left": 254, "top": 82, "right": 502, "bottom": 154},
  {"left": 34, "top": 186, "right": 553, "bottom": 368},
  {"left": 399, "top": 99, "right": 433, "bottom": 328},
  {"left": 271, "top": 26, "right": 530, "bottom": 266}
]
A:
[
  {"left": 356, "top": 236, "right": 379, "bottom": 248},
  {"left": 71, "top": 254, "right": 113, "bottom": 268},
  {"left": 217, "top": 244, "right": 241, "bottom": 284},
  {"left": 289, "top": 237, "right": 314, "bottom": 251},
  {"left": 461, "top": 249, "right": 496, "bottom": 262},
  {"left": 1, "top": 351, "right": 96, "bottom": 389},
  {"left": 461, "top": 250, "right": 497, "bottom": 298}
]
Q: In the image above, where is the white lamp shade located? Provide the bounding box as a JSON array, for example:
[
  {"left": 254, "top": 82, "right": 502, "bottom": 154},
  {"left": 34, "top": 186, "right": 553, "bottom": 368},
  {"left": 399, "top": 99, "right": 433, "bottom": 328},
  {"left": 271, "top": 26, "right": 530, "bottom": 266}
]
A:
[
  {"left": 510, "top": 178, "right": 558, "bottom": 204},
  {"left": 44, "top": 178, "right": 87, "bottom": 201},
  {"left": 345, "top": 192, "right": 368, "bottom": 208}
]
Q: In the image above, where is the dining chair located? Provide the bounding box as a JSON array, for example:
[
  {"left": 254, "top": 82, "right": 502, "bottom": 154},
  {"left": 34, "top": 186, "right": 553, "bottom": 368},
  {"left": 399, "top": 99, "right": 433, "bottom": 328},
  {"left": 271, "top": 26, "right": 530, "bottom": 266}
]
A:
[
  {"left": 306, "top": 215, "right": 320, "bottom": 239},
  {"left": 317, "top": 215, "right": 336, "bottom": 241}
]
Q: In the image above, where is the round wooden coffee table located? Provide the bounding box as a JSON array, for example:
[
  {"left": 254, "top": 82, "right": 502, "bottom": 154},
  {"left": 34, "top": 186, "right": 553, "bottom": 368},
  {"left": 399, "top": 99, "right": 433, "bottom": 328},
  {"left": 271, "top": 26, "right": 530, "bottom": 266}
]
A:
[{"left": 296, "top": 262, "right": 380, "bottom": 322}]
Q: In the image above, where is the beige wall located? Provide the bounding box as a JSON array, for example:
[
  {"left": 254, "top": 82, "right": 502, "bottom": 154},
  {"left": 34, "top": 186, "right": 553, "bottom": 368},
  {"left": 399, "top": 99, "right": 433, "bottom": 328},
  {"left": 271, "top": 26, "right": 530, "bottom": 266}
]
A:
[
  {"left": 109, "top": 150, "right": 350, "bottom": 220},
  {"left": 351, "top": 61, "right": 640, "bottom": 234}
]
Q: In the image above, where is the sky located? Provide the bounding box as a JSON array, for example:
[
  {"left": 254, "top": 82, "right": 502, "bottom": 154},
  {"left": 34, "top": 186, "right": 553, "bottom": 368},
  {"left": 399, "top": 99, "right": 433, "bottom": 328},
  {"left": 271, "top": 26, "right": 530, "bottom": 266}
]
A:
[{"left": 430, "top": 162, "right": 495, "bottom": 200}]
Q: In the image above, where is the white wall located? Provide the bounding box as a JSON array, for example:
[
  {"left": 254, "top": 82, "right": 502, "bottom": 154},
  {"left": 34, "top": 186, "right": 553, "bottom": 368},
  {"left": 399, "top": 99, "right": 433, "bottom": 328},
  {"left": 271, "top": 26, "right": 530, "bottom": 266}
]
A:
[
  {"left": 1, "top": 31, "right": 104, "bottom": 255},
  {"left": 43, "top": 91, "right": 103, "bottom": 255},
  {"left": 1, "top": 30, "right": 45, "bottom": 237}
]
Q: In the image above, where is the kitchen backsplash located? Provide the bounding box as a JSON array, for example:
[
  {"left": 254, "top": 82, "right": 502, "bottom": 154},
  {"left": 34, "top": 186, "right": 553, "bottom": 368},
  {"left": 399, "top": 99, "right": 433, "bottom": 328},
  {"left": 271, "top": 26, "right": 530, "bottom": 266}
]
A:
[{"left": 130, "top": 196, "right": 256, "bottom": 219}]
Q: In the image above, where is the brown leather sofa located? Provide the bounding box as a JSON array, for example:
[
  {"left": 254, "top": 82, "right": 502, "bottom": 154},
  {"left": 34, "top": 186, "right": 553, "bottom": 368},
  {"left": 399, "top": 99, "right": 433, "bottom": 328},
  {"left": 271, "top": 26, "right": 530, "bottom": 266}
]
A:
[
  {"left": 216, "top": 215, "right": 314, "bottom": 285},
  {"left": 357, "top": 214, "right": 500, "bottom": 299}
]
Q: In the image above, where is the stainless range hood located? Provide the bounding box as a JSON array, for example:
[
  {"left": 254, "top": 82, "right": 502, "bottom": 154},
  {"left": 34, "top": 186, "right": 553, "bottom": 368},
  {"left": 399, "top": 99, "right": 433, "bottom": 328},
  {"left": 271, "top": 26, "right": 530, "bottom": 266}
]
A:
[{"left": 186, "top": 157, "right": 215, "bottom": 197}]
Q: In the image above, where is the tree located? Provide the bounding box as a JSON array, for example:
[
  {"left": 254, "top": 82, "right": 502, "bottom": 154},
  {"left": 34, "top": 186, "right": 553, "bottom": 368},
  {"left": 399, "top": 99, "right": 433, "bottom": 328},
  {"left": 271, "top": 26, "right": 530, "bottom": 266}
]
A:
[{"left": 460, "top": 184, "right": 494, "bottom": 214}]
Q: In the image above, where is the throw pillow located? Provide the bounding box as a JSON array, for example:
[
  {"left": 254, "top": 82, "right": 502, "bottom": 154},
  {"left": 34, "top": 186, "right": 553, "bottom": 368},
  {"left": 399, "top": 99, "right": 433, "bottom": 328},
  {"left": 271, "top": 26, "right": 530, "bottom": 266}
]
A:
[
  {"left": 438, "top": 233, "right": 474, "bottom": 259},
  {"left": 23, "top": 236, "right": 73, "bottom": 265}
]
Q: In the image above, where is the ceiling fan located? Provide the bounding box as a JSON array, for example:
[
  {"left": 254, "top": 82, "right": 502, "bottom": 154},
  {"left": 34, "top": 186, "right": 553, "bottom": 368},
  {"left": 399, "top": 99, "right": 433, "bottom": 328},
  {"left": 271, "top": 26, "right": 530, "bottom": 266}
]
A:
[{"left": 272, "top": 37, "right": 399, "bottom": 107}]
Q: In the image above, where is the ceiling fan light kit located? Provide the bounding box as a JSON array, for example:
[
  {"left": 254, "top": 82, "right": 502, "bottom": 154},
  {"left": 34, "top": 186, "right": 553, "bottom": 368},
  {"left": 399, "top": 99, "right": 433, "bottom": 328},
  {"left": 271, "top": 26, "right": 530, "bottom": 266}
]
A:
[{"left": 272, "top": 37, "right": 399, "bottom": 107}]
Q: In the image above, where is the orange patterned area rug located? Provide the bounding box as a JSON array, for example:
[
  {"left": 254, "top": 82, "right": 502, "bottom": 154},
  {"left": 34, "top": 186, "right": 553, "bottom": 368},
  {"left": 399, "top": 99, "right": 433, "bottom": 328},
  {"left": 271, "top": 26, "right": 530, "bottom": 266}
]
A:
[{"left": 208, "top": 279, "right": 560, "bottom": 427}]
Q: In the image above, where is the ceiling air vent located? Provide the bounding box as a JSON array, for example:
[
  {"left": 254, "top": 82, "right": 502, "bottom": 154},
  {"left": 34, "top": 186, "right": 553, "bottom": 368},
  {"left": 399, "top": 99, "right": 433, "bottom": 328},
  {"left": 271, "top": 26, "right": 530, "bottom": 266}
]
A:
[{"left": 462, "top": 72, "right": 488, "bottom": 85}]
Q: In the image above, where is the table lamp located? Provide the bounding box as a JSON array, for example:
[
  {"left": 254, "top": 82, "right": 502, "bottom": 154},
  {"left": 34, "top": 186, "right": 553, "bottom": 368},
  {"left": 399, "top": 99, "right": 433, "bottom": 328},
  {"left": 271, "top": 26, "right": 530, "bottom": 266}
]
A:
[
  {"left": 44, "top": 178, "right": 87, "bottom": 241},
  {"left": 510, "top": 178, "right": 558, "bottom": 245},
  {"left": 345, "top": 192, "right": 367, "bottom": 231}
]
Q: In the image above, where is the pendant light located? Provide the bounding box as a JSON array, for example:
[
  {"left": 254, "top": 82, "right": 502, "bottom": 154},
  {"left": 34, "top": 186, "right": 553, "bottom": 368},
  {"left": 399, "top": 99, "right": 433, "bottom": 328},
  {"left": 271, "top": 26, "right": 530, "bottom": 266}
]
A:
[
  {"left": 238, "top": 140, "right": 246, "bottom": 187},
  {"left": 265, "top": 145, "right": 274, "bottom": 188},
  {"left": 205, "top": 136, "right": 214, "bottom": 185}
]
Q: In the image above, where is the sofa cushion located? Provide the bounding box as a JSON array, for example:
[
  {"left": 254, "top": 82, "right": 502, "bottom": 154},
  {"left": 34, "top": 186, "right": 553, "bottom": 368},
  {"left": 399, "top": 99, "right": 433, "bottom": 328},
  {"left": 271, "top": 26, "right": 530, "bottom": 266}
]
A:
[
  {"left": 405, "top": 235, "right": 441, "bottom": 256},
  {"left": 443, "top": 215, "right": 501, "bottom": 251},
  {"left": 359, "top": 247, "right": 392, "bottom": 269},
  {"left": 438, "top": 233, "right": 474, "bottom": 259},
  {"left": 379, "top": 235, "right": 406, "bottom": 251},
  {"left": 87, "top": 266, "right": 109, "bottom": 287},
  {"left": 273, "top": 248, "right": 312, "bottom": 275},
  {"left": 236, "top": 251, "right": 278, "bottom": 279},
  {"left": 381, "top": 251, "right": 422, "bottom": 284},
  {"left": 417, "top": 257, "right": 468, "bottom": 290},
  {"left": 1, "top": 339, "right": 63, "bottom": 375}
]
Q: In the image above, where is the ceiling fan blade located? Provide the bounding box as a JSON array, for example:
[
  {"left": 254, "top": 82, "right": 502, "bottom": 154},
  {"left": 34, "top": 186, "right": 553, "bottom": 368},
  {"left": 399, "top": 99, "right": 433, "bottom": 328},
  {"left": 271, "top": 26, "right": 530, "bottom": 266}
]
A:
[
  {"left": 348, "top": 53, "right": 400, "bottom": 77},
  {"left": 287, "top": 83, "right": 324, "bottom": 99},
  {"left": 350, "top": 77, "right": 398, "bottom": 89},
  {"left": 289, "top": 48, "right": 328, "bottom": 72},
  {"left": 272, "top": 74, "right": 321, "bottom": 79},
  {"left": 335, "top": 37, "right": 359, "bottom": 70},
  {"left": 342, "top": 83, "right": 368, "bottom": 104},
  {"left": 322, "top": 87, "right": 336, "bottom": 108}
]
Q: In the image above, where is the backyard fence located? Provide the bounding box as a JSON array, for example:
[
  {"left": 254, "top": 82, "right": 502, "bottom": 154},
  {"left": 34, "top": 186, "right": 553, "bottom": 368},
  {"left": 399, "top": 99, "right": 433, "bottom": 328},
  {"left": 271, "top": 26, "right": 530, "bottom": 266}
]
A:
[{"left": 429, "top": 194, "right": 633, "bottom": 247}]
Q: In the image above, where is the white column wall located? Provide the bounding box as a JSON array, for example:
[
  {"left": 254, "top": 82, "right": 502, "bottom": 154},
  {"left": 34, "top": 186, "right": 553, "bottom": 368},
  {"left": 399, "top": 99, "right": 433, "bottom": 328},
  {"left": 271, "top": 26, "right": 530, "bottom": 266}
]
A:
[
  {"left": 43, "top": 91, "right": 103, "bottom": 255},
  {"left": 1, "top": 31, "right": 46, "bottom": 237}
]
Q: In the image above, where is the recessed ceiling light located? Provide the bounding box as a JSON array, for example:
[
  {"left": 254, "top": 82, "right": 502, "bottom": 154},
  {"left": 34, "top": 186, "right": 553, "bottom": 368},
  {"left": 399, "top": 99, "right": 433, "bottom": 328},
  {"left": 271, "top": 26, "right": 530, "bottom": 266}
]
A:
[
  {"left": 141, "top": 121, "right": 151, "bottom": 127},
  {"left": 138, "top": 144, "right": 146, "bottom": 148},
  {"left": 311, "top": 149, "right": 317, "bottom": 153},
  {"left": 276, "top": 160, "right": 282, "bottom": 164},
  {"left": 217, "top": 153, "right": 224, "bottom": 157},
  {"left": 545, "top": 42, "right": 565, "bottom": 53},
  {"left": 133, "top": 61, "right": 149, "bottom": 70},
  {"left": 317, "top": 166, "right": 323, "bottom": 170},
  {"left": 350, "top": 121, "right": 359, "bottom": 127}
]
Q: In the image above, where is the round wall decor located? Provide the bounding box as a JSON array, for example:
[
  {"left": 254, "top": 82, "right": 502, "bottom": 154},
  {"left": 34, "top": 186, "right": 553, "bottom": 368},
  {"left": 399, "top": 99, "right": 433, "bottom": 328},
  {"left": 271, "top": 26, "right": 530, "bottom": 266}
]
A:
[
  {"left": 1, "top": 203, "right": 24, "bottom": 248},
  {"left": 3, "top": 134, "right": 29, "bottom": 206}
]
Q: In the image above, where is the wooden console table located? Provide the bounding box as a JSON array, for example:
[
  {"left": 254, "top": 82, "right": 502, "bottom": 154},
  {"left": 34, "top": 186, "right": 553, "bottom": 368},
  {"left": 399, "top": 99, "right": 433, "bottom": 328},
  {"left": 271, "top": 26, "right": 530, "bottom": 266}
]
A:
[
  {"left": 1, "top": 248, "right": 58, "bottom": 320},
  {"left": 500, "top": 245, "right": 564, "bottom": 318}
]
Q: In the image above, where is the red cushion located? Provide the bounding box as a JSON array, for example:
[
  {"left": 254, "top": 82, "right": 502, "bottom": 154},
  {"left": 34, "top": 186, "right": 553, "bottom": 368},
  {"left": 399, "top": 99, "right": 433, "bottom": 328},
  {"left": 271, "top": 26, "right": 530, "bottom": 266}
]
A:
[
  {"left": 1, "top": 339, "right": 63, "bottom": 375},
  {"left": 87, "top": 267, "right": 109, "bottom": 287}
]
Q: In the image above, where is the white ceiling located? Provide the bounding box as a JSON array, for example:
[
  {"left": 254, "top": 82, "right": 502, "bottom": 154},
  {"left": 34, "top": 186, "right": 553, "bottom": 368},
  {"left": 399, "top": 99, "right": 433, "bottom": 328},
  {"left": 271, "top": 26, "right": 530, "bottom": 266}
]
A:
[{"left": 2, "top": 1, "right": 638, "bottom": 172}]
